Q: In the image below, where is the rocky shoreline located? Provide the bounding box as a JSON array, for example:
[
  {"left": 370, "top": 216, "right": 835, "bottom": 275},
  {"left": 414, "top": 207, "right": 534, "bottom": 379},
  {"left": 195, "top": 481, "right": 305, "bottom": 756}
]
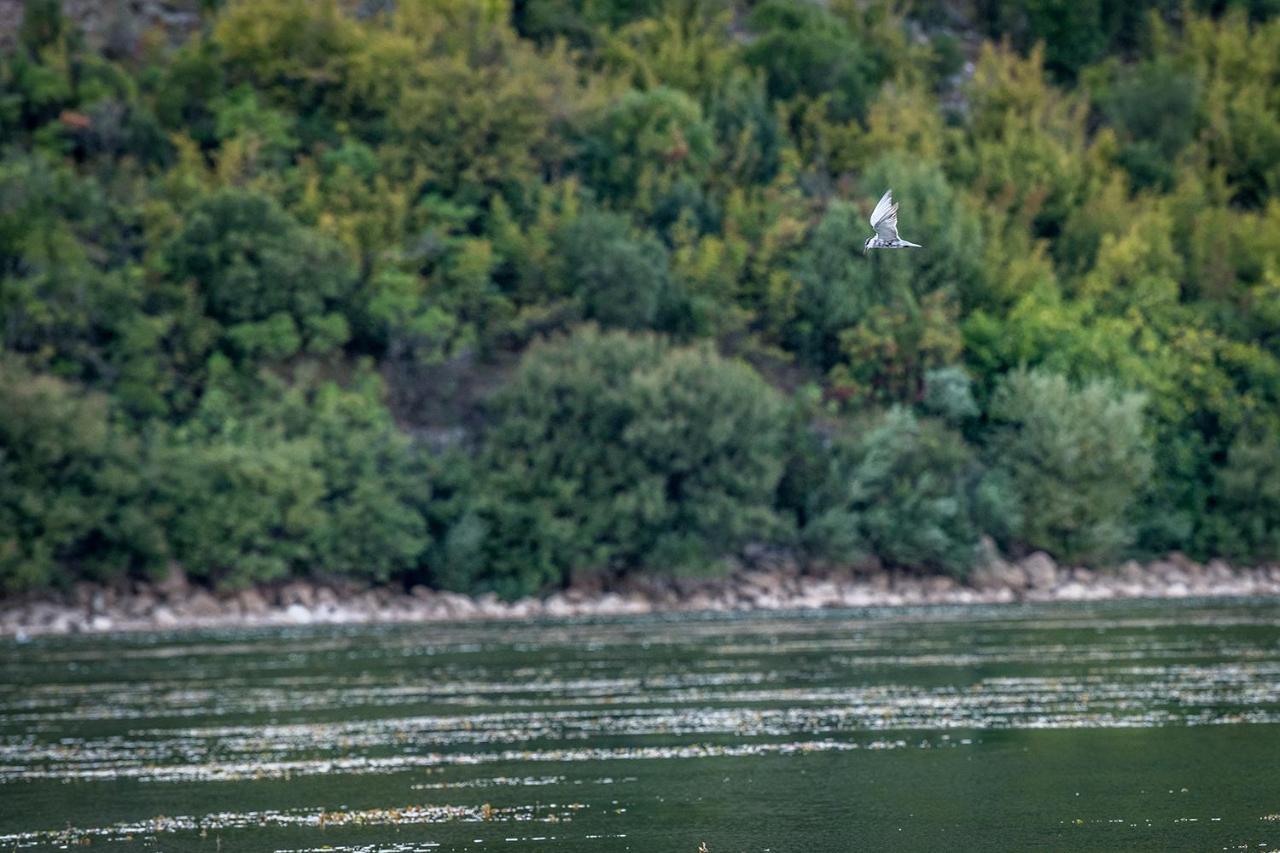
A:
[{"left": 4, "top": 549, "right": 1280, "bottom": 638}]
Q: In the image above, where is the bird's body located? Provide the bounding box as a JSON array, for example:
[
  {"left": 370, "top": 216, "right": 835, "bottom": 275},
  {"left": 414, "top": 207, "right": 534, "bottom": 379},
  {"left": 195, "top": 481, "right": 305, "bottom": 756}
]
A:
[{"left": 863, "top": 189, "right": 921, "bottom": 252}]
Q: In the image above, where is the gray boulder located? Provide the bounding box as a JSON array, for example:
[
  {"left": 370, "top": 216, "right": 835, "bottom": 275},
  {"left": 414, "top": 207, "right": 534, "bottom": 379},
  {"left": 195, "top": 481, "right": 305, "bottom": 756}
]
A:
[{"left": 1020, "top": 552, "right": 1059, "bottom": 590}]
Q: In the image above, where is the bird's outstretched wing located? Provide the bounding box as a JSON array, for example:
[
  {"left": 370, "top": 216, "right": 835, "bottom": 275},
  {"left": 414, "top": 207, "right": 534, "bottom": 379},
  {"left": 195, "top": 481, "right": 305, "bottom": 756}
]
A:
[{"left": 869, "top": 189, "right": 901, "bottom": 242}]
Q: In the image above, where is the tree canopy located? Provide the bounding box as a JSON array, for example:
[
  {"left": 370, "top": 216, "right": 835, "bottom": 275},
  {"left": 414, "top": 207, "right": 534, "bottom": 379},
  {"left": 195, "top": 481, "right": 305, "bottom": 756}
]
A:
[{"left": 2, "top": 0, "right": 1279, "bottom": 594}]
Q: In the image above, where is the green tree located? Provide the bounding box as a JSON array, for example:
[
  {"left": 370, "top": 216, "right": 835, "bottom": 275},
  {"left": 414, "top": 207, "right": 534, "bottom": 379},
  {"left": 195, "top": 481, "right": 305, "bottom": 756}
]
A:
[
  {"left": 1094, "top": 59, "right": 1201, "bottom": 190},
  {"left": 0, "top": 360, "right": 163, "bottom": 590},
  {"left": 158, "top": 364, "right": 428, "bottom": 586},
  {"left": 556, "top": 211, "right": 687, "bottom": 332},
  {"left": 1211, "top": 431, "right": 1280, "bottom": 562},
  {"left": 744, "top": 0, "right": 880, "bottom": 121},
  {"left": 164, "top": 188, "right": 355, "bottom": 361},
  {"left": 987, "top": 369, "right": 1153, "bottom": 563},
  {"left": 515, "top": 0, "right": 670, "bottom": 46},
  {"left": 577, "top": 86, "right": 715, "bottom": 216},
  {"left": 441, "top": 327, "right": 787, "bottom": 597},
  {"left": 155, "top": 431, "right": 325, "bottom": 587},
  {"left": 805, "top": 408, "right": 994, "bottom": 577}
]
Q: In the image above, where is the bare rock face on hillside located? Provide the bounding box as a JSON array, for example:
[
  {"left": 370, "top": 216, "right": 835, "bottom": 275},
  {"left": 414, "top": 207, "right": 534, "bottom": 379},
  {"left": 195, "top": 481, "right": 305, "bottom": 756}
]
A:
[{"left": 0, "top": 0, "right": 202, "bottom": 51}]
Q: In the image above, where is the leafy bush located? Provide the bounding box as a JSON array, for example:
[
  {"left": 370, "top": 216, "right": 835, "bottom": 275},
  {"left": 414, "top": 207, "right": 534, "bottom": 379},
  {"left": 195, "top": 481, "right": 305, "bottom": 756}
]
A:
[
  {"left": 164, "top": 189, "right": 356, "bottom": 361},
  {"left": 804, "top": 408, "right": 993, "bottom": 577},
  {"left": 744, "top": 0, "right": 880, "bottom": 120},
  {"left": 155, "top": 433, "right": 325, "bottom": 587},
  {"left": 273, "top": 373, "right": 430, "bottom": 581},
  {"left": 157, "top": 366, "right": 428, "bottom": 586},
  {"left": 0, "top": 155, "right": 147, "bottom": 387},
  {"left": 381, "top": 11, "right": 589, "bottom": 209},
  {"left": 0, "top": 360, "right": 162, "bottom": 590},
  {"left": 515, "top": 0, "right": 670, "bottom": 46},
  {"left": 1211, "top": 431, "right": 1280, "bottom": 562},
  {"left": 922, "top": 366, "right": 980, "bottom": 424},
  {"left": 987, "top": 369, "right": 1153, "bottom": 563},
  {"left": 786, "top": 200, "right": 872, "bottom": 370},
  {"left": 976, "top": 0, "right": 1164, "bottom": 80},
  {"left": 439, "top": 327, "right": 787, "bottom": 598},
  {"left": 1095, "top": 59, "right": 1201, "bottom": 190},
  {"left": 556, "top": 212, "right": 675, "bottom": 331},
  {"left": 577, "top": 86, "right": 715, "bottom": 209}
]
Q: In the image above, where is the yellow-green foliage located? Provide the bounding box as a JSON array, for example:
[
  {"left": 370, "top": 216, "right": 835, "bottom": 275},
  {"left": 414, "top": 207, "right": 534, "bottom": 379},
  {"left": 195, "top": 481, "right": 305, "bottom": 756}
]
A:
[{"left": 2, "top": 0, "right": 1280, "bottom": 592}]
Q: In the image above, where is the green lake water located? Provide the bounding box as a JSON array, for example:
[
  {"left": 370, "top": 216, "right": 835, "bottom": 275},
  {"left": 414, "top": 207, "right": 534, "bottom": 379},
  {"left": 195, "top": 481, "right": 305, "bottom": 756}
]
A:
[{"left": 3, "top": 599, "right": 1280, "bottom": 851}]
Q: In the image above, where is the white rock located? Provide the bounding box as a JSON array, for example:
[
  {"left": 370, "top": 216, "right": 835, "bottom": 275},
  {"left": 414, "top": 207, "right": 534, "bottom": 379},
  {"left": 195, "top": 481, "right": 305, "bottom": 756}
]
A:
[
  {"left": 543, "top": 594, "right": 575, "bottom": 618},
  {"left": 284, "top": 603, "right": 313, "bottom": 624},
  {"left": 618, "top": 594, "right": 651, "bottom": 614},
  {"left": 1054, "top": 581, "right": 1089, "bottom": 601}
]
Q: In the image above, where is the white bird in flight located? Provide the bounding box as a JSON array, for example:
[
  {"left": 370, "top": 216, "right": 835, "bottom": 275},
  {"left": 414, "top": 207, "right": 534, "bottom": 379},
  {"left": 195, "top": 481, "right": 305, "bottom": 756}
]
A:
[{"left": 864, "top": 189, "right": 922, "bottom": 252}]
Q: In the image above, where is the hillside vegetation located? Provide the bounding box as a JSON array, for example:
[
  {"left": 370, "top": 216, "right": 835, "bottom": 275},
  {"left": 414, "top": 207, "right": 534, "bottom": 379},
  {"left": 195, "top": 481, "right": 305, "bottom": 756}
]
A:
[{"left": 3, "top": 0, "right": 1280, "bottom": 597}]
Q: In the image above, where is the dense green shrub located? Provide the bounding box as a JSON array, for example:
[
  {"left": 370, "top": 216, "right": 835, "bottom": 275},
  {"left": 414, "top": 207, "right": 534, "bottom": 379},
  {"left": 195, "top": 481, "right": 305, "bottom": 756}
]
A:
[
  {"left": 0, "top": 155, "right": 150, "bottom": 389},
  {"left": 787, "top": 199, "right": 871, "bottom": 370},
  {"left": 577, "top": 86, "right": 715, "bottom": 211},
  {"left": 987, "top": 369, "right": 1153, "bottom": 563},
  {"left": 514, "top": 0, "right": 671, "bottom": 46},
  {"left": 804, "top": 408, "right": 994, "bottom": 577},
  {"left": 0, "top": 360, "right": 162, "bottom": 590},
  {"left": 744, "top": 0, "right": 880, "bottom": 120},
  {"left": 155, "top": 432, "right": 325, "bottom": 587},
  {"left": 164, "top": 189, "right": 356, "bottom": 361},
  {"left": 1211, "top": 431, "right": 1280, "bottom": 562},
  {"left": 437, "top": 327, "right": 787, "bottom": 598},
  {"left": 556, "top": 212, "right": 675, "bottom": 331},
  {"left": 974, "top": 0, "right": 1174, "bottom": 80},
  {"left": 1094, "top": 59, "right": 1201, "bottom": 190},
  {"left": 922, "top": 366, "right": 980, "bottom": 424},
  {"left": 266, "top": 372, "right": 430, "bottom": 582},
  {"left": 157, "top": 367, "right": 429, "bottom": 586},
  {"left": 705, "top": 71, "right": 784, "bottom": 187}
]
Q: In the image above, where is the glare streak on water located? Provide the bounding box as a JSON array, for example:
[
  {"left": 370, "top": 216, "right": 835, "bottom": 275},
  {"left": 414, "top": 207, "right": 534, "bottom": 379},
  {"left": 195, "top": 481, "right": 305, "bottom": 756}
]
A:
[{"left": 2, "top": 599, "right": 1279, "bottom": 851}]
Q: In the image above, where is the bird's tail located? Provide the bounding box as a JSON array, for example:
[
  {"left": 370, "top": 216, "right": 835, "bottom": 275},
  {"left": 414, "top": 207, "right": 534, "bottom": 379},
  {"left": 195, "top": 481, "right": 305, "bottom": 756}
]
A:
[{"left": 901, "top": 240, "right": 922, "bottom": 248}]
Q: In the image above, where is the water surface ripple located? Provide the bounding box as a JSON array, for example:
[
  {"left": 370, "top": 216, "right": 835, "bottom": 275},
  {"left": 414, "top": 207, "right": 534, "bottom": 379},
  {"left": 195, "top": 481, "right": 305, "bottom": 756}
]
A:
[{"left": 2, "top": 599, "right": 1279, "bottom": 851}]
